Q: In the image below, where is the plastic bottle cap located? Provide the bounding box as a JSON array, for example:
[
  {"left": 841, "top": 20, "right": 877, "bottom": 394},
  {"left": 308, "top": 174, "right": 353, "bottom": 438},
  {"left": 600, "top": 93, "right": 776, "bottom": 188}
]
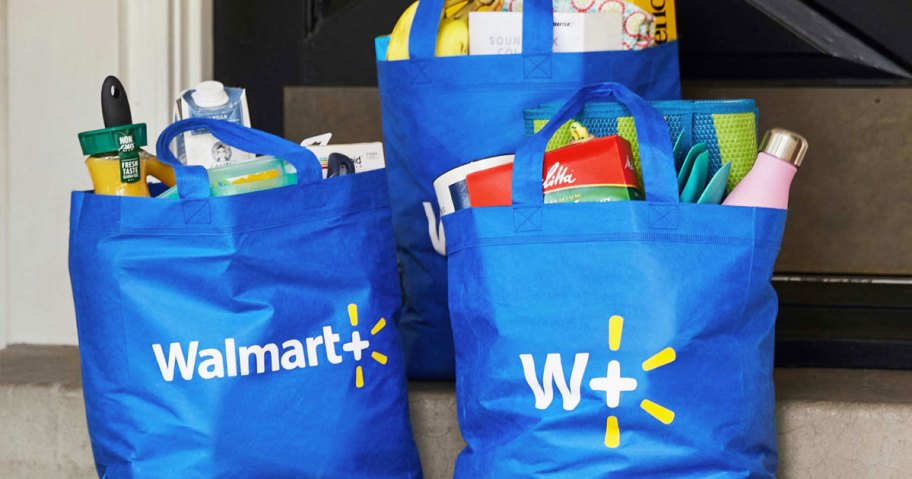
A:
[
  {"left": 191, "top": 81, "right": 230, "bottom": 108},
  {"left": 78, "top": 124, "right": 148, "bottom": 156},
  {"left": 762, "top": 128, "right": 808, "bottom": 167}
]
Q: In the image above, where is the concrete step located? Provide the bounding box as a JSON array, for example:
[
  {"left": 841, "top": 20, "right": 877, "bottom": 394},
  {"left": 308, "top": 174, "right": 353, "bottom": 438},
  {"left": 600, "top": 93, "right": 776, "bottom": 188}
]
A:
[{"left": 2, "top": 345, "right": 911, "bottom": 478}]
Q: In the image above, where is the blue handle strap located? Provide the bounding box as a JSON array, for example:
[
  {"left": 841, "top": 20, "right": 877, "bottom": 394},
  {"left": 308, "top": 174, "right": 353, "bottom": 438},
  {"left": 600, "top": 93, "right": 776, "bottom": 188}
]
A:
[
  {"left": 156, "top": 118, "right": 323, "bottom": 199},
  {"left": 512, "top": 82, "right": 680, "bottom": 206},
  {"left": 409, "top": 0, "right": 554, "bottom": 60}
]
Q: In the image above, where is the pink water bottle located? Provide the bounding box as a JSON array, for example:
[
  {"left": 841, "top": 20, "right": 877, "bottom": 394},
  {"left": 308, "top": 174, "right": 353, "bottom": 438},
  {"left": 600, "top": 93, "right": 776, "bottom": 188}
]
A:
[{"left": 723, "top": 128, "right": 808, "bottom": 209}]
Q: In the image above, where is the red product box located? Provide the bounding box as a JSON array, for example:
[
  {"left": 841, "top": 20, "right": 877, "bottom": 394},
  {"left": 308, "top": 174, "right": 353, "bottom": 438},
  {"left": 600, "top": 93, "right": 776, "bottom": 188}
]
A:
[{"left": 466, "top": 135, "right": 641, "bottom": 207}]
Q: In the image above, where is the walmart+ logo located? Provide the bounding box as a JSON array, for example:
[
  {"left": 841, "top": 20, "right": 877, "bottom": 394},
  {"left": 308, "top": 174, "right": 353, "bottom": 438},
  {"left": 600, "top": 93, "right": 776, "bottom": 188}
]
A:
[{"left": 519, "top": 315, "right": 677, "bottom": 448}]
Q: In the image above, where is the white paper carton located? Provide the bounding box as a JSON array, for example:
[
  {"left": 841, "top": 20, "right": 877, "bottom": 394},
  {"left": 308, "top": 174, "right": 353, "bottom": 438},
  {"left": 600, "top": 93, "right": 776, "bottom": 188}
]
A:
[
  {"left": 173, "top": 84, "right": 254, "bottom": 168},
  {"left": 468, "top": 11, "right": 623, "bottom": 55}
]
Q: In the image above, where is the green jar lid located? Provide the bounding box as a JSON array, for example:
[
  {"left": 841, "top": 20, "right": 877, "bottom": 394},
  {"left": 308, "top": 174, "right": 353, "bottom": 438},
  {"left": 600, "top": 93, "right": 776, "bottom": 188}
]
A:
[{"left": 78, "top": 123, "right": 148, "bottom": 156}]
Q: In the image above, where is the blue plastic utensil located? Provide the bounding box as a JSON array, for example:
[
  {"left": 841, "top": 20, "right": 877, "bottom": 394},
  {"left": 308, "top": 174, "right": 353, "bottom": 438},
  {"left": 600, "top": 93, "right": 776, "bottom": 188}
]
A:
[
  {"left": 697, "top": 161, "right": 731, "bottom": 205},
  {"left": 677, "top": 143, "right": 706, "bottom": 192},
  {"left": 681, "top": 151, "right": 710, "bottom": 203}
]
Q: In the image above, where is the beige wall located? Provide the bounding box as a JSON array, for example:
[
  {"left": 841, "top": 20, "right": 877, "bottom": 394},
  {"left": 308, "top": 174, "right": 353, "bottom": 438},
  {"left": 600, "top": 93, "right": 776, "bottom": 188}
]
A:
[
  {"left": 6, "top": 0, "right": 121, "bottom": 344},
  {"left": 0, "top": 0, "right": 9, "bottom": 348},
  {"left": 1, "top": 1, "right": 211, "bottom": 346}
]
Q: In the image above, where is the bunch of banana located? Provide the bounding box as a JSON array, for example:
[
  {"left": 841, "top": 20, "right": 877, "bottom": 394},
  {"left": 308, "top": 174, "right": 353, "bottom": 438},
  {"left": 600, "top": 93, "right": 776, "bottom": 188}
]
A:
[
  {"left": 386, "top": 0, "right": 504, "bottom": 60},
  {"left": 445, "top": 0, "right": 504, "bottom": 18},
  {"left": 569, "top": 121, "right": 594, "bottom": 144}
]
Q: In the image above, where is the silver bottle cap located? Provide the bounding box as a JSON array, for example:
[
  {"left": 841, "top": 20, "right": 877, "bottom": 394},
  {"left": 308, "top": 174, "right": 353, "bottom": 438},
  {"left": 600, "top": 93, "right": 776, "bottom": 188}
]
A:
[{"left": 761, "top": 128, "right": 808, "bottom": 167}]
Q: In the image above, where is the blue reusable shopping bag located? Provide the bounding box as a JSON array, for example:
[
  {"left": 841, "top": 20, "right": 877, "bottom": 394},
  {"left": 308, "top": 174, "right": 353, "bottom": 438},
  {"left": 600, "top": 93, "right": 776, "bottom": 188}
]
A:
[
  {"left": 68, "top": 119, "right": 422, "bottom": 478},
  {"left": 377, "top": 0, "right": 682, "bottom": 379},
  {"left": 445, "top": 83, "right": 784, "bottom": 477}
]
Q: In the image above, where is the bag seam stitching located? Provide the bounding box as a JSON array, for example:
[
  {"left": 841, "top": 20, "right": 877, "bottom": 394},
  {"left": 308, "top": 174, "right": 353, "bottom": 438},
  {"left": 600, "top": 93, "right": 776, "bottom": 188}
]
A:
[
  {"left": 117, "top": 204, "right": 390, "bottom": 236},
  {"left": 447, "top": 232, "right": 780, "bottom": 254}
]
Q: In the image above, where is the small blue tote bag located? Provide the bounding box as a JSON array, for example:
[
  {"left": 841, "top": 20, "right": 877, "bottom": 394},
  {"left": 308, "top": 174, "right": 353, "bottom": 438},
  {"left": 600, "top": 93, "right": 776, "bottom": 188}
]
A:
[
  {"left": 445, "top": 83, "right": 784, "bottom": 477},
  {"left": 69, "top": 119, "right": 422, "bottom": 478},
  {"left": 377, "top": 0, "right": 682, "bottom": 379}
]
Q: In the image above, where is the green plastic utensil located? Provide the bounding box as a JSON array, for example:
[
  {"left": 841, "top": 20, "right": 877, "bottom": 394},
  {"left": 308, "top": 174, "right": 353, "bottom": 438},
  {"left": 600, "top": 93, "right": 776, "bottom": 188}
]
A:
[
  {"left": 673, "top": 131, "right": 688, "bottom": 170},
  {"left": 680, "top": 151, "right": 709, "bottom": 203},
  {"left": 697, "top": 162, "right": 731, "bottom": 205},
  {"left": 677, "top": 143, "right": 706, "bottom": 192}
]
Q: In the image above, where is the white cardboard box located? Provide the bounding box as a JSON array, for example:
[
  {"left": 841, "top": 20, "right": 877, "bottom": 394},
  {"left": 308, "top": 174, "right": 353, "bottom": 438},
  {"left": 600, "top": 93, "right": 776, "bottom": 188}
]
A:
[
  {"left": 468, "top": 11, "right": 623, "bottom": 55},
  {"left": 301, "top": 142, "right": 386, "bottom": 179}
]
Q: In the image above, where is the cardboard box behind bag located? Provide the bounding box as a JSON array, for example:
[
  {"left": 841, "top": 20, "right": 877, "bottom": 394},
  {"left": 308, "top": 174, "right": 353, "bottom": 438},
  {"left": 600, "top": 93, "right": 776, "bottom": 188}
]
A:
[{"left": 468, "top": 12, "right": 623, "bottom": 55}]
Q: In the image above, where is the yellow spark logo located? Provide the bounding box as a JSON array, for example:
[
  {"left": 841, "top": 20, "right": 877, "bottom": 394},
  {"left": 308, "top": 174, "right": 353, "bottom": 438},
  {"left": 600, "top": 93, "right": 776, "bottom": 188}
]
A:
[
  {"left": 603, "top": 315, "right": 677, "bottom": 448},
  {"left": 346, "top": 304, "right": 389, "bottom": 389}
]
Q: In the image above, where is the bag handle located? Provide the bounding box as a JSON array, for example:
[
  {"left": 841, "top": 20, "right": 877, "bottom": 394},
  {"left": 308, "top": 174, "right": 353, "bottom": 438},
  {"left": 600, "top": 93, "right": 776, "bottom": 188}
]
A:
[
  {"left": 512, "top": 82, "right": 680, "bottom": 206},
  {"left": 409, "top": 0, "right": 553, "bottom": 61},
  {"left": 155, "top": 118, "right": 323, "bottom": 199}
]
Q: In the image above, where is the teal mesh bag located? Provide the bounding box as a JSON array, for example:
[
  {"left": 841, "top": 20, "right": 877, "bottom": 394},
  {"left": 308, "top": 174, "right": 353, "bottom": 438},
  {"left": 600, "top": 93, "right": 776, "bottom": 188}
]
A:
[{"left": 525, "top": 99, "right": 758, "bottom": 191}]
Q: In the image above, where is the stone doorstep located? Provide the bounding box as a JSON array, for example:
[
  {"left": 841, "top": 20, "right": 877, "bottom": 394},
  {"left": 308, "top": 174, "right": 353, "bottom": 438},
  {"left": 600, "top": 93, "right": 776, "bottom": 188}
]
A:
[{"left": 2, "top": 346, "right": 911, "bottom": 478}]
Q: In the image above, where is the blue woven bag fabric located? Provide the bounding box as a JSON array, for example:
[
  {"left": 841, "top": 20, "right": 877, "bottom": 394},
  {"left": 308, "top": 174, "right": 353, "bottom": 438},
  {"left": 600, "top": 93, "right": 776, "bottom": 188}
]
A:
[
  {"left": 69, "top": 119, "right": 422, "bottom": 478},
  {"left": 445, "top": 83, "right": 783, "bottom": 477},
  {"left": 524, "top": 99, "right": 760, "bottom": 189},
  {"left": 377, "top": 0, "right": 682, "bottom": 379}
]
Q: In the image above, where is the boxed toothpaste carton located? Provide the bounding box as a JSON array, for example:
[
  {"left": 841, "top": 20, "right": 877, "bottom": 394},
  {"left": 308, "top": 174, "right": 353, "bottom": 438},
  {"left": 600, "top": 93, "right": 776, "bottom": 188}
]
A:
[
  {"left": 468, "top": 11, "right": 622, "bottom": 55},
  {"left": 299, "top": 142, "right": 386, "bottom": 179}
]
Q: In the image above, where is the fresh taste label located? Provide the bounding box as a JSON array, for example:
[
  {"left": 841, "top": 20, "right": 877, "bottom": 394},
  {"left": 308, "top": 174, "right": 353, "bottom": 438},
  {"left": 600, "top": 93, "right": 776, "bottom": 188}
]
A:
[
  {"left": 117, "top": 133, "right": 140, "bottom": 183},
  {"left": 520, "top": 314, "right": 677, "bottom": 448},
  {"left": 151, "top": 304, "right": 389, "bottom": 389}
]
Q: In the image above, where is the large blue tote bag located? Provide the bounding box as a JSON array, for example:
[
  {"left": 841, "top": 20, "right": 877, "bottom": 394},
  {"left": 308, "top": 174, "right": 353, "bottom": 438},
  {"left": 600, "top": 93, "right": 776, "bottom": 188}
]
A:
[
  {"left": 377, "top": 0, "right": 682, "bottom": 379},
  {"left": 69, "top": 119, "right": 422, "bottom": 478},
  {"left": 445, "top": 83, "right": 783, "bottom": 477}
]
